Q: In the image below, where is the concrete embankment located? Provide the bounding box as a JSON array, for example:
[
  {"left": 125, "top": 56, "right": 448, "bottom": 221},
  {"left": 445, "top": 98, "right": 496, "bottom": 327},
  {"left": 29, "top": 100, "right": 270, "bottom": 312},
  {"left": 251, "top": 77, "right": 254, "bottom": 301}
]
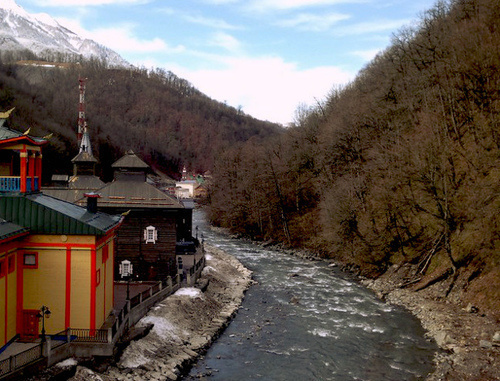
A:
[{"left": 64, "top": 245, "right": 252, "bottom": 381}]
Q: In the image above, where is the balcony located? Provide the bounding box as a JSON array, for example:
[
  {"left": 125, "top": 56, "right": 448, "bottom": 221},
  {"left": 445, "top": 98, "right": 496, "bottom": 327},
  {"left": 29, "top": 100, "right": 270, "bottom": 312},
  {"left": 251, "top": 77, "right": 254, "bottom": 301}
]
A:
[{"left": 0, "top": 176, "right": 39, "bottom": 192}]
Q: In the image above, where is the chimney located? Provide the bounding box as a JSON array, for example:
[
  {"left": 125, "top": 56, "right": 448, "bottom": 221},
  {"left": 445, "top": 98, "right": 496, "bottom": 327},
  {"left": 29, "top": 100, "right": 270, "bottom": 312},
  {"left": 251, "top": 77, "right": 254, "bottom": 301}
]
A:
[{"left": 84, "top": 192, "right": 100, "bottom": 213}]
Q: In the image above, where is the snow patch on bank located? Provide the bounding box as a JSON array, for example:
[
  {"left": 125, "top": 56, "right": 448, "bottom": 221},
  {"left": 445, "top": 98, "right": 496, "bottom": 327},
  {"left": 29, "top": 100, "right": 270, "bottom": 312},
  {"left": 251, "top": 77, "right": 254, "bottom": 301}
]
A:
[
  {"left": 202, "top": 265, "right": 217, "bottom": 275},
  {"left": 56, "top": 358, "right": 78, "bottom": 368},
  {"left": 175, "top": 287, "right": 204, "bottom": 298},
  {"left": 139, "top": 315, "right": 183, "bottom": 341}
]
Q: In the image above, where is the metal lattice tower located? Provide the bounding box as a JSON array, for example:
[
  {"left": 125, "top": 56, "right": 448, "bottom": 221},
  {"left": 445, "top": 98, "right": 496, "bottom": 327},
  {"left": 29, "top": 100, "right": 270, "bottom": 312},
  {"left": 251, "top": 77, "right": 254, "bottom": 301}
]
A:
[{"left": 77, "top": 77, "right": 92, "bottom": 155}]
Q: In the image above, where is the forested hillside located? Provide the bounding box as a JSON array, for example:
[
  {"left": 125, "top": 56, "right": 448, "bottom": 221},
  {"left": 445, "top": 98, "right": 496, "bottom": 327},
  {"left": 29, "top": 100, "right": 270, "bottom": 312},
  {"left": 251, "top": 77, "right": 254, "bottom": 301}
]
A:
[
  {"left": 0, "top": 57, "right": 281, "bottom": 181},
  {"left": 207, "top": 0, "right": 500, "bottom": 319}
]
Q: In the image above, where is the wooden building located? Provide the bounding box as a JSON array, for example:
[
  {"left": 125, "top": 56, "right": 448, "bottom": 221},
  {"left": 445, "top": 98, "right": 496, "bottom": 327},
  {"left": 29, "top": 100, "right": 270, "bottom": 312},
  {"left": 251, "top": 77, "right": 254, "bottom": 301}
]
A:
[
  {"left": 0, "top": 113, "right": 122, "bottom": 348},
  {"left": 76, "top": 151, "right": 194, "bottom": 281}
]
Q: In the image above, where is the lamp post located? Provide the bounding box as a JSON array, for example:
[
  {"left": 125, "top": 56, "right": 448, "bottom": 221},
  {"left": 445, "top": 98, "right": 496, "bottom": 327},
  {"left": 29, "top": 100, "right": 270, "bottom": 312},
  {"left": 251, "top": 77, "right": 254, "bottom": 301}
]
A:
[{"left": 37, "top": 305, "right": 51, "bottom": 342}]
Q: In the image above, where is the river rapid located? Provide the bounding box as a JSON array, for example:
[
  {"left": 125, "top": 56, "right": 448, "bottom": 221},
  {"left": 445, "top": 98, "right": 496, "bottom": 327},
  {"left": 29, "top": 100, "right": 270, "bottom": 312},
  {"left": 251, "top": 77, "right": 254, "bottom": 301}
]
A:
[{"left": 186, "top": 210, "right": 437, "bottom": 380}]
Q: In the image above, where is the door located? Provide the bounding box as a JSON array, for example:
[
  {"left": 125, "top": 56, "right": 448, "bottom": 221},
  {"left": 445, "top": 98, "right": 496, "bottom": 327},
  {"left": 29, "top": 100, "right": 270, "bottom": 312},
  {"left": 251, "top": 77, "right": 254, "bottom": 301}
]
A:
[{"left": 21, "top": 310, "right": 39, "bottom": 341}]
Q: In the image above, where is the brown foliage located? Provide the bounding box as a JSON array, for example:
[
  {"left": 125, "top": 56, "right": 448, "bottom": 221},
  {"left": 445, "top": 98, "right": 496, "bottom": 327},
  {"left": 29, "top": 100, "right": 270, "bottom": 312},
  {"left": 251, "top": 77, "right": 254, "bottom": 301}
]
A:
[{"left": 207, "top": 0, "right": 500, "bottom": 314}]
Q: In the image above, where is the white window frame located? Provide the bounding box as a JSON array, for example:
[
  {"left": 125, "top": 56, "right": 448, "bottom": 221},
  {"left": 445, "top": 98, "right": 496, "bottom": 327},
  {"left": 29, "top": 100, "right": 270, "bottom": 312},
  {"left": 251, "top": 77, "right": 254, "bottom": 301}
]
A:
[{"left": 144, "top": 225, "right": 158, "bottom": 244}]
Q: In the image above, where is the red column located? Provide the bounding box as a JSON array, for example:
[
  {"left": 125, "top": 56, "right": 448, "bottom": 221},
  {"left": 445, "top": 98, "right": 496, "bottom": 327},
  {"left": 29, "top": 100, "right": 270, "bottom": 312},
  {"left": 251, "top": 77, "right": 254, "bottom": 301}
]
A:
[
  {"left": 20, "top": 150, "right": 28, "bottom": 193},
  {"left": 29, "top": 152, "right": 36, "bottom": 191},
  {"left": 36, "top": 153, "right": 42, "bottom": 191}
]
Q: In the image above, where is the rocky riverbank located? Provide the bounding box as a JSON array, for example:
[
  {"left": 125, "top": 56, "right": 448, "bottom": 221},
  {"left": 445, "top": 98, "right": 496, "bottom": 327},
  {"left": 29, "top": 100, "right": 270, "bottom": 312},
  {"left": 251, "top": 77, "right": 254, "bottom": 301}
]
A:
[
  {"left": 261, "top": 242, "right": 500, "bottom": 380},
  {"left": 361, "top": 265, "right": 500, "bottom": 380},
  {"left": 62, "top": 245, "right": 253, "bottom": 381}
]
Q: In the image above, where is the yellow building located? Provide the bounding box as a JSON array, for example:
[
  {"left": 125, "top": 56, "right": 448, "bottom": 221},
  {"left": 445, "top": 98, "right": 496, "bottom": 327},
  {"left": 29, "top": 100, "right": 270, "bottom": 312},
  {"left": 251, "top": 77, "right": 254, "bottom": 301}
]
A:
[{"left": 0, "top": 112, "right": 122, "bottom": 349}]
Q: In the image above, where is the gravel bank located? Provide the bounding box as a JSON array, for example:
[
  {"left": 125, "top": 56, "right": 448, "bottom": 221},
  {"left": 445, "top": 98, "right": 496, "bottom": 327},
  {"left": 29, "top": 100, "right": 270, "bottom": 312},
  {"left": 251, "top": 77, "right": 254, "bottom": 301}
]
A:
[{"left": 362, "top": 266, "right": 500, "bottom": 380}]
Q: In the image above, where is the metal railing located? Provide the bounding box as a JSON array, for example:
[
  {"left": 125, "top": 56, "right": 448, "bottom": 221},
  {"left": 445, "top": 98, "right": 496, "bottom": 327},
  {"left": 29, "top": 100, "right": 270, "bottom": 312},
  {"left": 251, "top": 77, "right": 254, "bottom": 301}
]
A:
[
  {"left": 0, "top": 176, "right": 39, "bottom": 192},
  {"left": 0, "top": 177, "right": 20, "bottom": 192},
  {"left": 70, "top": 329, "right": 109, "bottom": 343},
  {"left": 0, "top": 343, "right": 43, "bottom": 377}
]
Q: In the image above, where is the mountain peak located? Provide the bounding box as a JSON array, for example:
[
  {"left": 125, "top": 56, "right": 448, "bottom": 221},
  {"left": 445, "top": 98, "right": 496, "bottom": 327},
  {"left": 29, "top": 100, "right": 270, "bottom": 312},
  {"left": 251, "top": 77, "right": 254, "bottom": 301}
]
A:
[
  {"left": 0, "top": 0, "right": 129, "bottom": 67},
  {"left": 1, "top": 0, "right": 29, "bottom": 17}
]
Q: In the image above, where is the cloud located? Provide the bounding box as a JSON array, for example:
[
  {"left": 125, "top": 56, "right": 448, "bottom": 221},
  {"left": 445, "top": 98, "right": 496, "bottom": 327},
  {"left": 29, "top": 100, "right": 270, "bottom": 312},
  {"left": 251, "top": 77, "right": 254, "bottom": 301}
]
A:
[
  {"left": 34, "top": 0, "right": 151, "bottom": 6},
  {"left": 246, "top": 0, "right": 366, "bottom": 12},
  {"left": 55, "top": 17, "right": 180, "bottom": 54},
  {"left": 208, "top": 32, "right": 242, "bottom": 52},
  {"left": 175, "top": 56, "right": 354, "bottom": 125},
  {"left": 183, "top": 14, "right": 240, "bottom": 30},
  {"left": 158, "top": 8, "right": 240, "bottom": 30},
  {"left": 276, "top": 12, "right": 350, "bottom": 32},
  {"left": 333, "top": 18, "right": 411, "bottom": 36},
  {"left": 350, "top": 48, "right": 381, "bottom": 61}
]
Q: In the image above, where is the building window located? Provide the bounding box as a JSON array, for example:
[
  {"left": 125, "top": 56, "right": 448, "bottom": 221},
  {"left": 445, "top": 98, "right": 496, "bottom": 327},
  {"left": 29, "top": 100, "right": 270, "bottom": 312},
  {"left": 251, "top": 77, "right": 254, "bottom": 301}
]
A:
[
  {"left": 96, "top": 269, "right": 101, "bottom": 286},
  {"left": 8, "top": 255, "right": 15, "bottom": 273},
  {"left": 144, "top": 226, "right": 158, "bottom": 244},
  {"left": 0, "top": 259, "right": 5, "bottom": 278},
  {"left": 23, "top": 252, "right": 38, "bottom": 269}
]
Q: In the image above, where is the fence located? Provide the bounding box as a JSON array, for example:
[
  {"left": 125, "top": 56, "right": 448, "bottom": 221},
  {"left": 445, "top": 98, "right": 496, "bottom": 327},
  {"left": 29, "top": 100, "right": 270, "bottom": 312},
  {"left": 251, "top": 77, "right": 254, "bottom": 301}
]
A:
[{"left": 0, "top": 343, "right": 43, "bottom": 378}]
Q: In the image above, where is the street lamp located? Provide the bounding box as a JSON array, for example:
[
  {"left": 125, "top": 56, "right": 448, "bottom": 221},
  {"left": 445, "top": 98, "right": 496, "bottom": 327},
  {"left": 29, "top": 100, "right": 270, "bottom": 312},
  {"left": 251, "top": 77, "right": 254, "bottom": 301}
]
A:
[
  {"left": 37, "top": 305, "right": 51, "bottom": 342},
  {"left": 119, "top": 260, "right": 133, "bottom": 300}
]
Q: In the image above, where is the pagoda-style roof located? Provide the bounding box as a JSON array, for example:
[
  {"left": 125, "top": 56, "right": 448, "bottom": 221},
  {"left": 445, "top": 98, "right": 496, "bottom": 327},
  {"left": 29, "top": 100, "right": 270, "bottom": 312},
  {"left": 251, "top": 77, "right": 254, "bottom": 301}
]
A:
[
  {"left": 0, "top": 193, "right": 122, "bottom": 236},
  {"left": 112, "top": 150, "right": 149, "bottom": 170},
  {"left": 0, "top": 123, "right": 47, "bottom": 147}
]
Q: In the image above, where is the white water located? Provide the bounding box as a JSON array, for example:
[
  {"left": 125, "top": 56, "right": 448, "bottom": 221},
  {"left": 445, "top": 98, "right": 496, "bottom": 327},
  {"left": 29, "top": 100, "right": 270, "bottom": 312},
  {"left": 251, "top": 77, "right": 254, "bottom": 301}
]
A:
[{"left": 186, "top": 210, "right": 437, "bottom": 380}]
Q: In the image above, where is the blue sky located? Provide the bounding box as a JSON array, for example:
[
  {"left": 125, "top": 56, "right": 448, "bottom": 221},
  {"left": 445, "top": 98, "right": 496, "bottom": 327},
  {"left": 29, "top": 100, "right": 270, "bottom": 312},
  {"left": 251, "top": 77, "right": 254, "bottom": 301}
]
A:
[{"left": 15, "top": 0, "right": 437, "bottom": 125}]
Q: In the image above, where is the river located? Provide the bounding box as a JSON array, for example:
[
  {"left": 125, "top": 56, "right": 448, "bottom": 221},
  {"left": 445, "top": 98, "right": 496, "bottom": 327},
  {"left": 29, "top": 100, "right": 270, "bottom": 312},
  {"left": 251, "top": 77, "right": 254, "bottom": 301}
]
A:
[{"left": 185, "top": 210, "right": 437, "bottom": 380}]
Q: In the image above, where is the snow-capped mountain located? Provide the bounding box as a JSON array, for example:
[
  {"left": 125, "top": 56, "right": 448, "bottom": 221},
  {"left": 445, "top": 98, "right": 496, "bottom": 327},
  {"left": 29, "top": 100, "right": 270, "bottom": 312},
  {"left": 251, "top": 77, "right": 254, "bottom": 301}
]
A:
[{"left": 0, "top": 0, "right": 129, "bottom": 67}]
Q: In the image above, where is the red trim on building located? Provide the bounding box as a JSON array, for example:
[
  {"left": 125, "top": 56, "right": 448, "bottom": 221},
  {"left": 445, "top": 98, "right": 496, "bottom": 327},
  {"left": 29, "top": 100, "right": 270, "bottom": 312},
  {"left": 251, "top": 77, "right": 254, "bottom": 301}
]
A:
[
  {"left": 0, "top": 135, "right": 47, "bottom": 148},
  {"left": 22, "top": 242, "right": 94, "bottom": 249},
  {"left": 90, "top": 248, "right": 96, "bottom": 331},
  {"left": 103, "top": 259, "right": 106, "bottom": 322},
  {"left": 20, "top": 148, "right": 27, "bottom": 193},
  {"left": 4, "top": 266, "right": 8, "bottom": 344},
  {"left": 28, "top": 153, "right": 35, "bottom": 192},
  {"left": 36, "top": 154, "right": 42, "bottom": 186},
  {"left": 0, "top": 232, "right": 29, "bottom": 246},
  {"left": 65, "top": 248, "right": 71, "bottom": 329},
  {"left": 8, "top": 255, "right": 15, "bottom": 274},
  {"left": 0, "top": 258, "right": 5, "bottom": 278},
  {"left": 16, "top": 251, "right": 23, "bottom": 338}
]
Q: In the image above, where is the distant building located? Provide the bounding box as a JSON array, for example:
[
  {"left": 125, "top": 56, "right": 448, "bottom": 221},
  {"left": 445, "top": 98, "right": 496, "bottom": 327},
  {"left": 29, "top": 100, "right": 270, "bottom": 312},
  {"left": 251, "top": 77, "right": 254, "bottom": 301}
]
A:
[{"left": 0, "top": 112, "right": 122, "bottom": 348}]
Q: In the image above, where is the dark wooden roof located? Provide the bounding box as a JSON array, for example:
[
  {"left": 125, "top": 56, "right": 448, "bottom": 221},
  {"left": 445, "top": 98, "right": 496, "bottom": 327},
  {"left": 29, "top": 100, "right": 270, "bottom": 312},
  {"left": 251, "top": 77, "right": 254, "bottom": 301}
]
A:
[
  {"left": 71, "top": 151, "right": 98, "bottom": 163},
  {"left": 0, "top": 193, "right": 122, "bottom": 236},
  {"left": 79, "top": 177, "right": 184, "bottom": 210},
  {"left": 112, "top": 150, "right": 149, "bottom": 169}
]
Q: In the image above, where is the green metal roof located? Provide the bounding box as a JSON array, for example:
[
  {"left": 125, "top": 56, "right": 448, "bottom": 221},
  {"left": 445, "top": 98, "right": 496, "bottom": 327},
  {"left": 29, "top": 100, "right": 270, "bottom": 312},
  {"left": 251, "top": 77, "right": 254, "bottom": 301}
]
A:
[
  {"left": 0, "top": 193, "right": 122, "bottom": 236},
  {"left": 0, "top": 218, "right": 29, "bottom": 242}
]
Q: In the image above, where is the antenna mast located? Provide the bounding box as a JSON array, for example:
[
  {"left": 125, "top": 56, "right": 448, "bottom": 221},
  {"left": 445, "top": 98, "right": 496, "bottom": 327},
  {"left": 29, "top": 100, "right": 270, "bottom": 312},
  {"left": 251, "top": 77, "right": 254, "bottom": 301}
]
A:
[
  {"left": 77, "top": 77, "right": 92, "bottom": 154},
  {"left": 77, "top": 77, "right": 86, "bottom": 147}
]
